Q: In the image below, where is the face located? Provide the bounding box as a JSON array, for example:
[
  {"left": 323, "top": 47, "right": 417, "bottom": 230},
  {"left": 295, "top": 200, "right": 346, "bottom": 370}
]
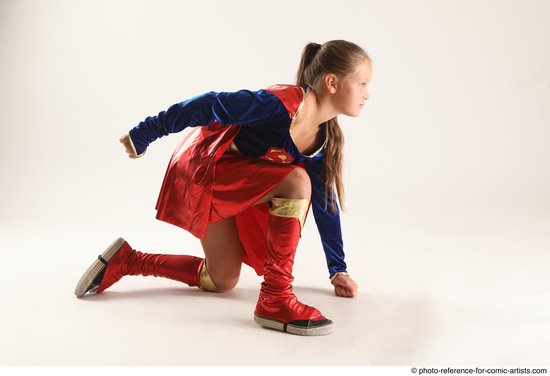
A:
[{"left": 331, "top": 59, "right": 372, "bottom": 117}]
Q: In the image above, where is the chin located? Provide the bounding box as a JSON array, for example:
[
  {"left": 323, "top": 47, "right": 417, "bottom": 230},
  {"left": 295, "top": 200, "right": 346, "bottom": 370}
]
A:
[{"left": 341, "top": 107, "right": 362, "bottom": 117}]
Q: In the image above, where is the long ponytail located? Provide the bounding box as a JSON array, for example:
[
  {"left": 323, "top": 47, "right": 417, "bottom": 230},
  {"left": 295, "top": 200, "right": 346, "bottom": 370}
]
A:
[
  {"left": 296, "top": 40, "right": 370, "bottom": 212},
  {"left": 296, "top": 43, "right": 322, "bottom": 89}
]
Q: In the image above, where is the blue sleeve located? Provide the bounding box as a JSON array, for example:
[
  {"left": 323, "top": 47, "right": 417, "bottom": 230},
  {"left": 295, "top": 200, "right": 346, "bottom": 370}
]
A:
[
  {"left": 304, "top": 156, "right": 347, "bottom": 279},
  {"left": 129, "top": 89, "right": 287, "bottom": 155}
]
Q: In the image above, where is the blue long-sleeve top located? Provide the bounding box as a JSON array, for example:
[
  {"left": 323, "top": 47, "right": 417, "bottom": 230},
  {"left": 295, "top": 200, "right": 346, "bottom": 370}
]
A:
[{"left": 129, "top": 87, "right": 347, "bottom": 278}]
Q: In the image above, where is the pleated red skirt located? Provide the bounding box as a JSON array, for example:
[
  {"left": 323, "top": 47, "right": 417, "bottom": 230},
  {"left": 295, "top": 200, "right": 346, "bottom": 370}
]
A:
[
  {"left": 156, "top": 139, "right": 303, "bottom": 275},
  {"left": 210, "top": 152, "right": 302, "bottom": 275}
]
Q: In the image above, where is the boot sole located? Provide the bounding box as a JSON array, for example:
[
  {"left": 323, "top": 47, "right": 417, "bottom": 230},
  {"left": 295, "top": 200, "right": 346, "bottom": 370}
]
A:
[
  {"left": 74, "top": 237, "right": 126, "bottom": 298},
  {"left": 254, "top": 315, "right": 334, "bottom": 336}
]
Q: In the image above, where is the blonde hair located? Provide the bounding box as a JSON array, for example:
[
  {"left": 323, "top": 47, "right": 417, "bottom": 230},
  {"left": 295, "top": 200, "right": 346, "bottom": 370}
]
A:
[{"left": 296, "top": 40, "right": 370, "bottom": 212}]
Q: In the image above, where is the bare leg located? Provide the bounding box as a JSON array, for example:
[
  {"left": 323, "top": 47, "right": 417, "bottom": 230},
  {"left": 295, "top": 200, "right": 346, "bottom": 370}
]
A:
[
  {"left": 256, "top": 167, "right": 311, "bottom": 203},
  {"left": 200, "top": 217, "right": 244, "bottom": 292}
]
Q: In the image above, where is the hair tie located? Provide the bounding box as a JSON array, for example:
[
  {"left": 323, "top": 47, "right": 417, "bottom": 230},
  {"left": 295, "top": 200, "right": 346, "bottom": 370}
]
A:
[{"left": 312, "top": 42, "right": 322, "bottom": 54}]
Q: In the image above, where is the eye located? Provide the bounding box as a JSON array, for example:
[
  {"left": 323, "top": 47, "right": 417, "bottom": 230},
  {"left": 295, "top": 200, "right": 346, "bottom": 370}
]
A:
[{"left": 360, "top": 82, "right": 367, "bottom": 87}]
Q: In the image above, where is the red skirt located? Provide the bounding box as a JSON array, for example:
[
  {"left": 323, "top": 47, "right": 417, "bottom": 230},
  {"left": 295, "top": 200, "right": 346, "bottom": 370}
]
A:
[
  {"left": 210, "top": 153, "right": 302, "bottom": 275},
  {"left": 155, "top": 125, "right": 303, "bottom": 276}
]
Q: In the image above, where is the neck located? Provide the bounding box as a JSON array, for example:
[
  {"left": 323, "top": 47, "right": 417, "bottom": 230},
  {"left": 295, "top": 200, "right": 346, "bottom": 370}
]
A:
[{"left": 303, "top": 89, "right": 338, "bottom": 126}]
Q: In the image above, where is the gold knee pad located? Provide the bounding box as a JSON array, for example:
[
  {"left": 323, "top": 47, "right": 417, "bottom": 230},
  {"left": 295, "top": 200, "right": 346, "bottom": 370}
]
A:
[
  {"left": 269, "top": 197, "right": 310, "bottom": 230},
  {"left": 199, "top": 261, "right": 218, "bottom": 292}
]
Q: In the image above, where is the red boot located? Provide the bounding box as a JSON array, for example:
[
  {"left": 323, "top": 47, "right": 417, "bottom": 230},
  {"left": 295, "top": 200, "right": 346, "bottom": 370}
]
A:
[
  {"left": 254, "top": 197, "right": 333, "bottom": 336},
  {"left": 74, "top": 238, "right": 218, "bottom": 297}
]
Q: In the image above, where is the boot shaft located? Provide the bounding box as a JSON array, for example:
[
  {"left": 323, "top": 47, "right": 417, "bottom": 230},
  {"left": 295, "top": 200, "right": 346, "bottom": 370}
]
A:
[
  {"left": 92, "top": 240, "right": 217, "bottom": 293},
  {"left": 255, "top": 197, "right": 329, "bottom": 328},
  {"left": 261, "top": 197, "right": 308, "bottom": 293}
]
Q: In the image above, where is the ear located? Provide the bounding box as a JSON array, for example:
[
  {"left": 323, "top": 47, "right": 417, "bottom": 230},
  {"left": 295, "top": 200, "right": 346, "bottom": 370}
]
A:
[{"left": 323, "top": 73, "right": 338, "bottom": 94}]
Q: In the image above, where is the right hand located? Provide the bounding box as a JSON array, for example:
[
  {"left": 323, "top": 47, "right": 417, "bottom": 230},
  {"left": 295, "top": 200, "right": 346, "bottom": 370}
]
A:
[
  {"left": 119, "top": 134, "right": 143, "bottom": 159},
  {"left": 331, "top": 273, "right": 358, "bottom": 298}
]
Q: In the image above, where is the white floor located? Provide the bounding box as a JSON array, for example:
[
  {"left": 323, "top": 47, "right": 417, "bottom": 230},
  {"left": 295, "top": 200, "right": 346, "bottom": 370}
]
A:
[{"left": 1, "top": 212, "right": 549, "bottom": 366}]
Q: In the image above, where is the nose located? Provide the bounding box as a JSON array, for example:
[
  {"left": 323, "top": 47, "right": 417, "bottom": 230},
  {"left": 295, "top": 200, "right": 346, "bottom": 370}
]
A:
[{"left": 363, "top": 88, "right": 370, "bottom": 101}]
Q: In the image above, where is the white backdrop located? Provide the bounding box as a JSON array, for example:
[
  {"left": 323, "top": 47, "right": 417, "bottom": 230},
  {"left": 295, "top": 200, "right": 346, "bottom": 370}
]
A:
[
  {"left": 0, "top": 0, "right": 548, "bottom": 230},
  {"left": 1, "top": 0, "right": 549, "bottom": 366}
]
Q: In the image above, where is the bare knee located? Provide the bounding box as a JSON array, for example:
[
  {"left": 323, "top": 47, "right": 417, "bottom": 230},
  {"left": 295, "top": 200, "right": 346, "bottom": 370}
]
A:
[
  {"left": 200, "top": 218, "right": 244, "bottom": 293},
  {"left": 206, "top": 264, "right": 241, "bottom": 293},
  {"left": 275, "top": 168, "right": 311, "bottom": 199},
  {"left": 213, "top": 275, "right": 240, "bottom": 293}
]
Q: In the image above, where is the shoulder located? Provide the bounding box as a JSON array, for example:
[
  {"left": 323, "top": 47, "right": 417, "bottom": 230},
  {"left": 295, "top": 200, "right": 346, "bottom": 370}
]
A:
[{"left": 264, "top": 84, "right": 305, "bottom": 118}]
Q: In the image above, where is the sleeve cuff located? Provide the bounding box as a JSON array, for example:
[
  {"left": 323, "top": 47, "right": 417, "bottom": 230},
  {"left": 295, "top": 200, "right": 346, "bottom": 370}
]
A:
[
  {"left": 330, "top": 271, "right": 349, "bottom": 282},
  {"left": 128, "top": 132, "right": 146, "bottom": 157}
]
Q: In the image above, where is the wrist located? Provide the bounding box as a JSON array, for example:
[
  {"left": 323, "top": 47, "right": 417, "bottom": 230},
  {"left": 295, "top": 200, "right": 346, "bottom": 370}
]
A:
[{"left": 330, "top": 271, "right": 349, "bottom": 283}]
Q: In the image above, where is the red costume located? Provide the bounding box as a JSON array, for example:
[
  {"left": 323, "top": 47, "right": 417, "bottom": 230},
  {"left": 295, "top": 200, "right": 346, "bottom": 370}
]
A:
[{"left": 75, "top": 85, "right": 339, "bottom": 335}]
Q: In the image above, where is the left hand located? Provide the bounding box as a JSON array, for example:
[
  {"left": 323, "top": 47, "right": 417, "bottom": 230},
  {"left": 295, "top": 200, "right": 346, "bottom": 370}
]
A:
[
  {"left": 119, "top": 134, "right": 142, "bottom": 159},
  {"left": 331, "top": 273, "right": 358, "bottom": 298}
]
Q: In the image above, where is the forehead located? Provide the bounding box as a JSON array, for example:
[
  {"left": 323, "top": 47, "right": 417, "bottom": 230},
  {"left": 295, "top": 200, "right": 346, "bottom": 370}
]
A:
[{"left": 350, "top": 59, "right": 372, "bottom": 80}]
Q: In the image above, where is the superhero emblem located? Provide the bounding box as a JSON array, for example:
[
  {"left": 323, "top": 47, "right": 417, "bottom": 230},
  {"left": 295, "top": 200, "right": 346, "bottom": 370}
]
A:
[{"left": 260, "top": 147, "right": 295, "bottom": 164}]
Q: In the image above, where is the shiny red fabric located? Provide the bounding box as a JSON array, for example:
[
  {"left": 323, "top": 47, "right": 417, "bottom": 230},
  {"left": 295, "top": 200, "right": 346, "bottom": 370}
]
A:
[
  {"left": 97, "top": 240, "right": 204, "bottom": 292},
  {"left": 97, "top": 241, "right": 134, "bottom": 293},
  {"left": 267, "top": 84, "right": 304, "bottom": 118},
  {"left": 154, "top": 85, "right": 306, "bottom": 275},
  {"left": 155, "top": 122, "right": 239, "bottom": 238},
  {"left": 212, "top": 152, "right": 302, "bottom": 275},
  {"left": 254, "top": 215, "right": 326, "bottom": 323},
  {"left": 154, "top": 85, "right": 305, "bottom": 240},
  {"left": 155, "top": 126, "right": 303, "bottom": 275}
]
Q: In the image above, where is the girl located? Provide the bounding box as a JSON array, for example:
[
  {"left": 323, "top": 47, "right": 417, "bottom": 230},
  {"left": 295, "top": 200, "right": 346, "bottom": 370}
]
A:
[{"left": 75, "top": 40, "right": 372, "bottom": 336}]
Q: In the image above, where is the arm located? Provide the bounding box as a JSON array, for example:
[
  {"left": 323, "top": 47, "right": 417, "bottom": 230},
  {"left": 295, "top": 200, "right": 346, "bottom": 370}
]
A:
[
  {"left": 128, "top": 89, "right": 286, "bottom": 155},
  {"left": 304, "top": 157, "right": 358, "bottom": 297}
]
